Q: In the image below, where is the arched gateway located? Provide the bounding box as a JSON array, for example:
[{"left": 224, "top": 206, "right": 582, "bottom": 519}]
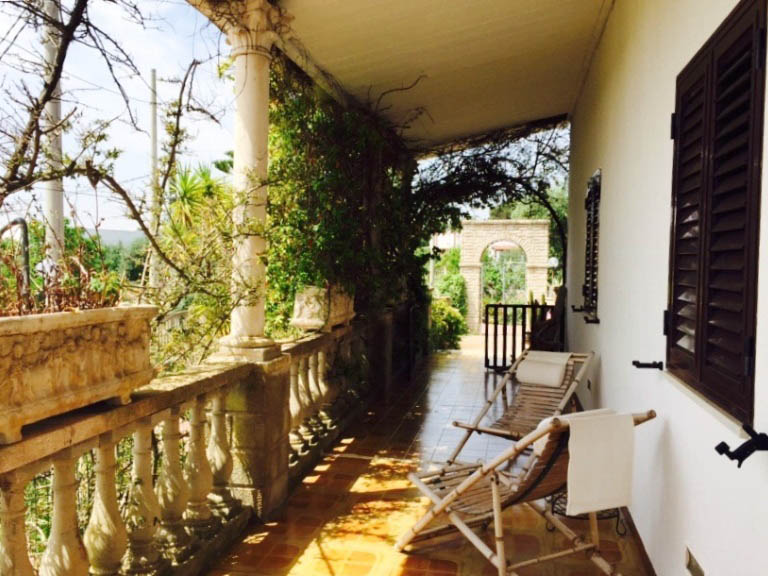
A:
[{"left": 459, "top": 220, "right": 550, "bottom": 333}]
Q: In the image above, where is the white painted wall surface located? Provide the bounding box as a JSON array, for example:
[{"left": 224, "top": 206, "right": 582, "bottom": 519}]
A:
[{"left": 567, "top": 1, "right": 768, "bottom": 574}]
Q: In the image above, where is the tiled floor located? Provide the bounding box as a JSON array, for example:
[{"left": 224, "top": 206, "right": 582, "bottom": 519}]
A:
[{"left": 213, "top": 336, "right": 653, "bottom": 576}]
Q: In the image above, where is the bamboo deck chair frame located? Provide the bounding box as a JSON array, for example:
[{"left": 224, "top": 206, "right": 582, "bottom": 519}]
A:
[
  {"left": 396, "top": 410, "right": 656, "bottom": 576},
  {"left": 447, "top": 351, "right": 594, "bottom": 467}
]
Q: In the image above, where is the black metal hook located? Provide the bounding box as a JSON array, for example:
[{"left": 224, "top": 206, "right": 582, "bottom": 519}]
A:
[
  {"left": 632, "top": 360, "right": 663, "bottom": 370},
  {"left": 716, "top": 424, "right": 768, "bottom": 468},
  {"left": 571, "top": 305, "right": 587, "bottom": 313}
]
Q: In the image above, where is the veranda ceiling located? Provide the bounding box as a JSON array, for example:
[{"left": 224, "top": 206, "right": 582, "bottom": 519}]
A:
[{"left": 280, "top": 0, "right": 613, "bottom": 150}]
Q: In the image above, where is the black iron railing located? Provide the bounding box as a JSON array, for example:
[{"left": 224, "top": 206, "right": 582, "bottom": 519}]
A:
[{"left": 484, "top": 303, "right": 554, "bottom": 372}]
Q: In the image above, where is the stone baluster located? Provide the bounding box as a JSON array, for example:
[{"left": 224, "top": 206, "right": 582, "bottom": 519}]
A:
[
  {"left": 315, "top": 349, "right": 336, "bottom": 431},
  {"left": 184, "top": 396, "right": 219, "bottom": 539},
  {"left": 39, "top": 452, "right": 89, "bottom": 576},
  {"left": 288, "top": 359, "right": 308, "bottom": 464},
  {"left": 84, "top": 434, "right": 127, "bottom": 575},
  {"left": 0, "top": 473, "right": 34, "bottom": 576},
  {"left": 207, "top": 390, "right": 240, "bottom": 519},
  {"left": 345, "top": 336, "right": 362, "bottom": 400},
  {"left": 318, "top": 348, "right": 328, "bottom": 394},
  {"left": 156, "top": 409, "right": 196, "bottom": 564},
  {"left": 353, "top": 332, "right": 371, "bottom": 396},
  {"left": 298, "top": 357, "right": 318, "bottom": 446},
  {"left": 307, "top": 352, "right": 327, "bottom": 436},
  {"left": 122, "top": 420, "right": 165, "bottom": 575},
  {"left": 333, "top": 338, "right": 352, "bottom": 412}
]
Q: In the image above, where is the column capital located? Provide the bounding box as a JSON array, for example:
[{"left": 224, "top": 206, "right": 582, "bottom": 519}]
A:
[
  {"left": 230, "top": 0, "right": 291, "bottom": 58},
  {"left": 190, "top": 0, "right": 291, "bottom": 56}
]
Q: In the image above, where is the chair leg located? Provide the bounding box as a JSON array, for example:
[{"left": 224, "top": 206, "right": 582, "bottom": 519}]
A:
[
  {"left": 491, "top": 473, "right": 506, "bottom": 576},
  {"left": 589, "top": 511, "right": 600, "bottom": 550}
]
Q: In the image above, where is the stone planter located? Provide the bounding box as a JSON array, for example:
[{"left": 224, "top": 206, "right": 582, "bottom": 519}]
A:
[
  {"left": 0, "top": 305, "right": 157, "bottom": 444},
  {"left": 291, "top": 285, "right": 355, "bottom": 333}
]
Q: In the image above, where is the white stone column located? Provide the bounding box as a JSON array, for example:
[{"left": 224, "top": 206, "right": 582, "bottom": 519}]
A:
[
  {"left": 218, "top": 1, "right": 283, "bottom": 362},
  {"left": 42, "top": 0, "right": 64, "bottom": 266}
]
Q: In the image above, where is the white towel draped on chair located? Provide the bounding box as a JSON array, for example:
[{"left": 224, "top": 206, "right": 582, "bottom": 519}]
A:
[
  {"left": 515, "top": 351, "right": 571, "bottom": 387},
  {"left": 531, "top": 409, "right": 635, "bottom": 514},
  {"left": 565, "top": 411, "right": 635, "bottom": 515}
]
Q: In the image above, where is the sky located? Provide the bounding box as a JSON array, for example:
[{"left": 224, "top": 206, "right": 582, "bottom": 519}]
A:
[{"left": 1, "top": 0, "right": 236, "bottom": 231}]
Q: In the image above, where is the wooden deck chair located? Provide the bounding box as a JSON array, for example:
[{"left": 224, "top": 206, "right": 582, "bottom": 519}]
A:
[
  {"left": 395, "top": 410, "right": 656, "bottom": 576},
  {"left": 447, "top": 351, "right": 594, "bottom": 467}
]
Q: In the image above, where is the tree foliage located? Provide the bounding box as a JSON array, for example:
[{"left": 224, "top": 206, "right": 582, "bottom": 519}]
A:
[{"left": 432, "top": 247, "right": 467, "bottom": 317}]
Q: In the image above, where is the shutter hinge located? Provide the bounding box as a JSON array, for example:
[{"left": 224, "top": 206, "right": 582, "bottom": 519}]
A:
[
  {"left": 759, "top": 28, "right": 767, "bottom": 70},
  {"left": 745, "top": 337, "right": 756, "bottom": 377},
  {"left": 670, "top": 112, "right": 678, "bottom": 140},
  {"left": 663, "top": 309, "right": 670, "bottom": 336}
]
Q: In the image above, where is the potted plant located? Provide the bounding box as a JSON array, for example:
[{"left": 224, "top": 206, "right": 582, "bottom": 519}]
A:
[
  {"left": 290, "top": 284, "right": 355, "bottom": 333},
  {"left": 0, "top": 305, "right": 157, "bottom": 443},
  {"left": 0, "top": 220, "right": 157, "bottom": 444}
]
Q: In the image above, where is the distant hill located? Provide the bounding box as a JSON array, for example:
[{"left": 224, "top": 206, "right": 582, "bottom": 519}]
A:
[{"left": 90, "top": 229, "right": 146, "bottom": 247}]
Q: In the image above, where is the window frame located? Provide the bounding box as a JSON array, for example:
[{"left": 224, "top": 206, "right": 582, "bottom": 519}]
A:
[{"left": 666, "top": 0, "right": 765, "bottom": 424}]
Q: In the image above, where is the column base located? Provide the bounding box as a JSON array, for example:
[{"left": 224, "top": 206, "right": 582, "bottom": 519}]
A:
[
  {"left": 211, "top": 335, "right": 281, "bottom": 363},
  {"left": 208, "top": 490, "right": 243, "bottom": 521},
  {"left": 184, "top": 512, "right": 221, "bottom": 541},
  {"left": 157, "top": 519, "right": 198, "bottom": 565}
]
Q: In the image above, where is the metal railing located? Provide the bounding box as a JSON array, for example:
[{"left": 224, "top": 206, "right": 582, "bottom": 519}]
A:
[{"left": 484, "top": 303, "right": 555, "bottom": 372}]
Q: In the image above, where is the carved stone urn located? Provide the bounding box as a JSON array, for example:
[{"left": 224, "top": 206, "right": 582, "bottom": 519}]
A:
[
  {"left": 291, "top": 285, "right": 355, "bottom": 333},
  {"left": 0, "top": 305, "right": 157, "bottom": 444}
]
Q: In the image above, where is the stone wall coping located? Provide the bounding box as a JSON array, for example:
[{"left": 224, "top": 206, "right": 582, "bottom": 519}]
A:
[
  {"left": 280, "top": 324, "right": 354, "bottom": 356},
  {"left": 0, "top": 361, "right": 252, "bottom": 477},
  {"left": 460, "top": 219, "right": 550, "bottom": 227},
  {"left": 0, "top": 304, "right": 158, "bottom": 336}
]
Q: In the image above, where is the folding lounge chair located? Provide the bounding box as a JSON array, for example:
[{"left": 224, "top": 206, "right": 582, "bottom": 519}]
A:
[
  {"left": 447, "top": 350, "right": 594, "bottom": 466},
  {"left": 396, "top": 410, "right": 656, "bottom": 576}
]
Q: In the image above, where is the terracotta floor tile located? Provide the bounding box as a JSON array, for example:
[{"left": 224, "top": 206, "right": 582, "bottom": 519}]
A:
[{"left": 213, "top": 336, "right": 652, "bottom": 576}]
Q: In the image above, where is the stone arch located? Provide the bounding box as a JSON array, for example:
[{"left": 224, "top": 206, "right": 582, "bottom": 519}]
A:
[
  {"left": 479, "top": 238, "right": 528, "bottom": 303},
  {"left": 459, "top": 220, "right": 550, "bottom": 333}
]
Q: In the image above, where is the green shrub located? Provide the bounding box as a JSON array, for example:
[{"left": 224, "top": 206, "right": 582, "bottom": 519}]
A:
[
  {"left": 435, "top": 271, "right": 468, "bottom": 317},
  {"left": 434, "top": 247, "right": 468, "bottom": 317},
  {"left": 429, "top": 299, "right": 467, "bottom": 350}
]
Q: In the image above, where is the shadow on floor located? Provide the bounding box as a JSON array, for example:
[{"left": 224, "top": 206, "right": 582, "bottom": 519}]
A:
[{"left": 212, "top": 336, "right": 651, "bottom": 576}]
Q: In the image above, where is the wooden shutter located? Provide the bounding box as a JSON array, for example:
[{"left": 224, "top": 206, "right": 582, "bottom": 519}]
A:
[
  {"left": 668, "top": 53, "right": 709, "bottom": 384},
  {"left": 668, "top": 0, "right": 765, "bottom": 423},
  {"left": 699, "top": 0, "right": 764, "bottom": 422}
]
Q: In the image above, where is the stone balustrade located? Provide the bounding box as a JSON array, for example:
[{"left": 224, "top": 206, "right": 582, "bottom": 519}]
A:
[
  {"left": 282, "top": 324, "right": 369, "bottom": 482},
  {"left": 0, "top": 363, "right": 255, "bottom": 575},
  {"left": 0, "top": 322, "right": 372, "bottom": 574}
]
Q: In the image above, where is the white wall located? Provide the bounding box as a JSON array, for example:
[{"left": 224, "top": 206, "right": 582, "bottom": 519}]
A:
[{"left": 567, "top": 1, "right": 768, "bottom": 574}]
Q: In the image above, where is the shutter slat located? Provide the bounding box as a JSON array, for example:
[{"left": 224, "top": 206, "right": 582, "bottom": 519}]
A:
[
  {"left": 717, "top": 42, "right": 751, "bottom": 82},
  {"left": 669, "top": 64, "right": 706, "bottom": 371},
  {"left": 712, "top": 141, "right": 749, "bottom": 177}
]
